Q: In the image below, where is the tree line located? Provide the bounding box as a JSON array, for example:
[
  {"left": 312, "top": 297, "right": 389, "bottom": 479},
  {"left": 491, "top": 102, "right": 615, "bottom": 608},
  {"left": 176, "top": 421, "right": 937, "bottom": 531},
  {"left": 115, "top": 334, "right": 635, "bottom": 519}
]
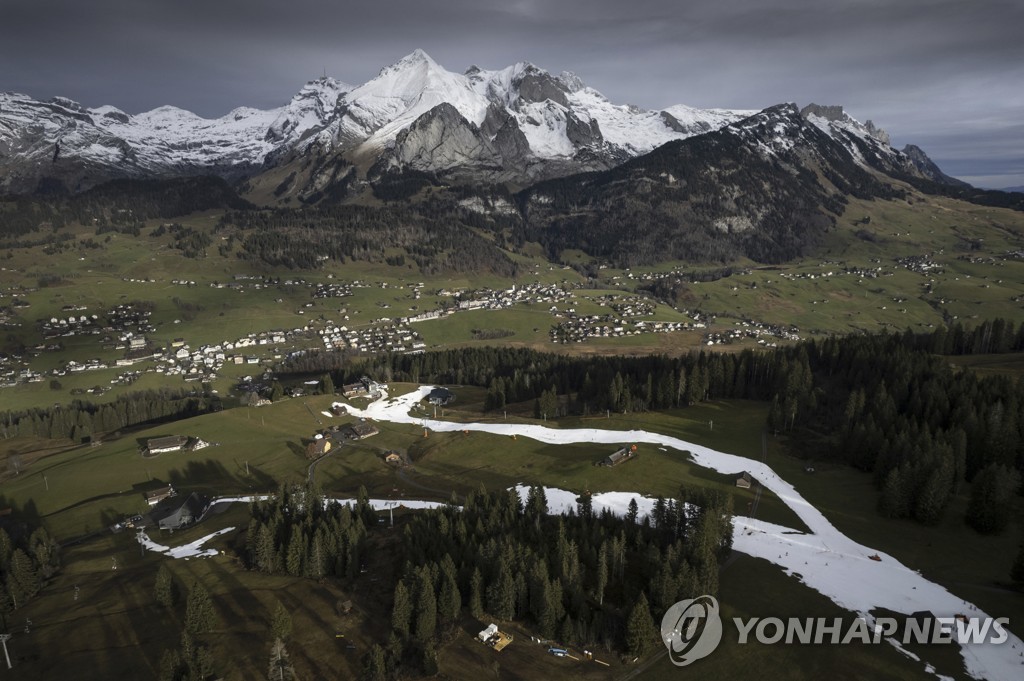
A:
[
  {"left": 219, "top": 203, "right": 519, "bottom": 276},
  {"left": 0, "top": 388, "right": 220, "bottom": 442},
  {"left": 770, "top": 331, "right": 1024, "bottom": 531},
  {"left": 282, "top": 323, "right": 1024, "bottom": 532}
]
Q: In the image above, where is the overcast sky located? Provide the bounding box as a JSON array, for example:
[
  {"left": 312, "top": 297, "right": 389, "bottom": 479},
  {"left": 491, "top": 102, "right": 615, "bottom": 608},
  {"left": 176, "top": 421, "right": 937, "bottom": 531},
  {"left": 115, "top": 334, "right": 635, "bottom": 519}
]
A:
[{"left": 2, "top": 0, "right": 1022, "bottom": 188}]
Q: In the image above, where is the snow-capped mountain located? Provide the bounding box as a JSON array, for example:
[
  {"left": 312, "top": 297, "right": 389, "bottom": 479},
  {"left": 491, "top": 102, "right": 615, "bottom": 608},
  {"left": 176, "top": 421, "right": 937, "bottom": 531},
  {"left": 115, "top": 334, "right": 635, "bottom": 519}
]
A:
[
  {"left": 520, "top": 102, "right": 908, "bottom": 266},
  {"left": 0, "top": 77, "right": 348, "bottom": 193},
  {"left": 0, "top": 49, "right": 958, "bottom": 199}
]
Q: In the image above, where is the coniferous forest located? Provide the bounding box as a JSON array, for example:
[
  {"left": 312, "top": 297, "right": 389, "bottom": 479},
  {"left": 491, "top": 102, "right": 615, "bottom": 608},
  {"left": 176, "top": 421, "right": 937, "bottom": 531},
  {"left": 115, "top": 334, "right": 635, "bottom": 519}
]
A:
[
  {"left": 241, "top": 482, "right": 733, "bottom": 678},
  {"left": 278, "top": 321, "right": 1024, "bottom": 532}
]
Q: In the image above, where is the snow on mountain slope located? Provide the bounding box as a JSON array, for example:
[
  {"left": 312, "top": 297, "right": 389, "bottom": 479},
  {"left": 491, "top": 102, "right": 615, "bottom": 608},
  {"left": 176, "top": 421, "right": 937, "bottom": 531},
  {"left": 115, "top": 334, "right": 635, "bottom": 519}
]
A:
[
  {"left": 0, "top": 79, "right": 351, "bottom": 192},
  {"left": 94, "top": 104, "right": 279, "bottom": 165},
  {"left": 1, "top": 50, "right": 945, "bottom": 196},
  {"left": 334, "top": 49, "right": 490, "bottom": 152},
  {"left": 266, "top": 76, "right": 350, "bottom": 146}
]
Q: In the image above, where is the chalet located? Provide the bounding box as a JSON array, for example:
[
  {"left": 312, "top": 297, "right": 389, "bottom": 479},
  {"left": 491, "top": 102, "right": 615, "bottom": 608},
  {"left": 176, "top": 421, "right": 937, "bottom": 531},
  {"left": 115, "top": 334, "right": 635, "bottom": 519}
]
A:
[
  {"left": 342, "top": 382, "right": 367, "bottom": 398},
  {"left": 598, "top": 445, "right": 637, "bottom": 467},
  {"left": 145, "top": 485, "right": 175, "bottom": 506},
  {"left": 347, "top": 422, "right": 380, "bottom": 440},
  {"left": 428, "top": 387, "right": 454, "bottom": 406},
  {"left": 157, "top": 493, "right": 209, "bottom": 531},
  {"left": 384, "top": 451, "right": 407, "bottom": 466},
  {"left": 307, "top": 438, "right": 332, "bottom": 460},
  {"left": 736, "top": 472, "right": 752, "bottom": 489},
  {"left": 146, "top": 435, "right": 190, "bottom": 455},
  {"left": 330, "top": 404, "right": 348, "bottom": 417}
]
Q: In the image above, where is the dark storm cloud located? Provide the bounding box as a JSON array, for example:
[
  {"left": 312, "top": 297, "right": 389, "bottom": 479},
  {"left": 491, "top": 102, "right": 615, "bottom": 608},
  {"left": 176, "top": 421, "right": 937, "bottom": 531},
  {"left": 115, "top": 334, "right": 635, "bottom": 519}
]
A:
[{"left": 2, "top": 0, "right": 1022, "bottom": 186}]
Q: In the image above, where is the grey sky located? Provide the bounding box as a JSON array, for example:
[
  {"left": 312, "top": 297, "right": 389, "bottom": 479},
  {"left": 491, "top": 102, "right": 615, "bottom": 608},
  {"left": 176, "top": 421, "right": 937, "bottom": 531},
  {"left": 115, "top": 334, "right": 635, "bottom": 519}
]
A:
[{"left": 2, "top": 0, "right": 1022, "bottom": 187}]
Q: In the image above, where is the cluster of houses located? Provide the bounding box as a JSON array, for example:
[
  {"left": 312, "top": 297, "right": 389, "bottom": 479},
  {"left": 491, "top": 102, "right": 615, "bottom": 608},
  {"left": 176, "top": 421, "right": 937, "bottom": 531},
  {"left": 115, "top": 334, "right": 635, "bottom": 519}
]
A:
[
  {"left": 404, "top": 282, "right": 574, "bottom": 324},
  {"left": 38, "top": 303, "right": 153, "bottom": 346},
  {"left": 0, "top": 362, "right": 42, "bottom": 387},
  {"left": 584, "top": 294, "right": 656, "bottom": 318},
  {"left": 313, "top": 282, "right": 360, "bottom": 299},
  {"left": 622, "top": 266, "right": 753, "bottom": 285},
  {"left": 55, "top": 357, "right": 110, "bottom": 375},
  {"left": 319, "top": 322, "right": 425, "bottom": 354},
  {"left": 549, "top": 314, "right": 703, "bottom": 344},
  {"left": 40, "top": 314, "right": 99, "bottom": 339},
  {"left": 703, "top": 320, "right": 800, "bottom": 346},
  {"left": 776, "top": 264, "right": 890, "bottom": 282},
  {"left": 896, "top": 255, "right": 943, "bottom": 274},
  {"left": 457, "top": 282, "right": 574, "bottom": 310},
  {"left": 154, "top": 328, "right": 312, "bottom": 381},
  {"left": 106, "top": 303, "right": 157, "bottom": 335}
]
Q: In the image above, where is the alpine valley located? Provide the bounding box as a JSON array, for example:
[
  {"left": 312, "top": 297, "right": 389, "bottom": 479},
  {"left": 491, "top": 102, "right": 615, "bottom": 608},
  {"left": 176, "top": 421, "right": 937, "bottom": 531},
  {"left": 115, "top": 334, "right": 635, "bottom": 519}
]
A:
[{"left": 3, "top": 50, "right": 1024, "bottom": 681}]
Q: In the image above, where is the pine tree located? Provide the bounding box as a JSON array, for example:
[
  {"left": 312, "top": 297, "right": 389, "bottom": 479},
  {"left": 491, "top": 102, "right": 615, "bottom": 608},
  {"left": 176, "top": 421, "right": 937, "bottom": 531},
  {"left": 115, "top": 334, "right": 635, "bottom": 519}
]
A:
[
  {"left": 878, "top": 468, "right": 909, "bottom": 518},
  {"left": 391, "top": 580, "right": 412, "bottom": 636},
  {"left": 28, "top": 527, "right": 59, "bottom": 579},
  {"left": 271, "top": 602, "right": 293, "bottom": 642},
  {"left": 487, "top": 565, "right": 515, "bottom": 620},
  {"left": 285, "top": 531, "right": 305, "bottom": 576},
  {"left": 360, "top": 644, "right": 387, "bottom": 681},
  {"left": 269, "top": 381, "right": 284, "bottom": 402},
  {"left": 155, "top": 563, "right": 177, "bottom": 608},
  {"left": 913, "top": 456, "right": 953, "bottom": 525},
  {"left": 966, "top": 464, "right": 1022, "bottom": 534},
  {"left": 157, "top": 649, "right": 183, "bottom": 681},
  {"left": 469, "top": 568, "right": 484, "bottom": 618},
  {"left": 255, "top": 524, "right": 278, "bottom": 573},
  {"left": 625, "top": 592, "right": 658, "bottom": 658},
  {"left": 185, "top": 582, "right": 217, "bottom": 634},
  {"left": 420, "top": 643, "right": 439, "bottom": 675},
  {"left": 437, "top": 571, "right": 461, "bottom": 626},
  {"left": 268, "top": 639, "right": 296, "bottom": 681},
  {"left": 6, "top": 549, "right": 39, "bottom": 605},
  {"left": 559, "top": 614, "right": 574, "bottom": 644},
  {"left": 595, "top": 541, "right": 609, "bottom": 606},
  {"left": 626, "top": 498, "right": 639, "bottom": 525},
  {"left": 413, "top": 569, "right": 437, "bottom": 641}
]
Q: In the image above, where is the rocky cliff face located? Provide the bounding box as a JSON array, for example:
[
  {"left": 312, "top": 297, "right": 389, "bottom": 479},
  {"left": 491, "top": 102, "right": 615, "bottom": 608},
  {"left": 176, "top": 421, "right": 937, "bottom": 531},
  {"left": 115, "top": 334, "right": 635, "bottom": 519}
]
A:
[
  {"left": 902, "top": 144, "right": 970, "bottom": 187},
  {"left": 389, "top": 103, "right": 500, "bottom": 172}
]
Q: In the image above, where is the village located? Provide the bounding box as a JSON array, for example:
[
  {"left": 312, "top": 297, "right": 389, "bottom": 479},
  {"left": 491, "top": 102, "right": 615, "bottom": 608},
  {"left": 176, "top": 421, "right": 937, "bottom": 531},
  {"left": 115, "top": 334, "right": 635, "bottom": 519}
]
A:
[{"left": 0, "top": 245, "right": 981, "bottom": 394}]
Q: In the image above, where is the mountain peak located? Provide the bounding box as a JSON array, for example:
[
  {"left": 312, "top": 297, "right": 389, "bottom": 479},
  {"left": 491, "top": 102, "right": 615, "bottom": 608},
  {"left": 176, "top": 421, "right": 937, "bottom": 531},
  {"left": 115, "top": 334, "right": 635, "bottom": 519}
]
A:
[
  {"left": 558, "top": 71, "right": 586, "bottom": 93},
  {"left": 385, "top": 49, "right": 438, "bottom": 71}
]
